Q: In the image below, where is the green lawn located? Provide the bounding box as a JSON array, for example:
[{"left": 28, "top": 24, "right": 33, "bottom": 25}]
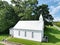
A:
[
  {"left": 0, "top": 34, "right": 9, "bottom": 41},
  {"left": 0, "top": 43, "right": 4, "bottom": 45},
  {"left": 7, "top": 26, "right": 60, "bottom": 45},
  {"left": 0, "top": 34, "right": 9, "bottom": 45},
  {"left": 44, "top": 26, "right": 60, "bottom": 45}
]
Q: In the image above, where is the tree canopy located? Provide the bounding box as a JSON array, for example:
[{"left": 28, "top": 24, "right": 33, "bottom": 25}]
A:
[
  {"left": 11, "top": 0, "right": 38, "bottom": 20},
  {"left": 0, "top": 0, "right": 54, "bottom": 33},
  {"left": 35, "top": 4, "right": 54, "bottom": 25},
  {"left": 11, "top": 0, "right": 54, "bottom": 25},
  {"left": 0, "top": 1, "right": 19, "bottom": 33}
]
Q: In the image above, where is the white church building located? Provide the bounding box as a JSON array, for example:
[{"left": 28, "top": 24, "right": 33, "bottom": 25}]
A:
[{"left": 9, "top": 14, "right": 44, "bottom": 42}]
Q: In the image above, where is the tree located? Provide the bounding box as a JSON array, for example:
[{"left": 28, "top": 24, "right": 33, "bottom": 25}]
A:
[
  {"left": 11, "top": 0, "right": 38, "bottom": 20},
  {"left": 0, "top": 1, "right": 19, "bottom": 33},
  {"left": 40, "top": 4, "right": 54, "bottom": 26},
  {"left": 33, "top": 4, "right": 54, "bottom": 26},
  {"left": 11, "top": 0, "right": 54, "bottom": 25}
]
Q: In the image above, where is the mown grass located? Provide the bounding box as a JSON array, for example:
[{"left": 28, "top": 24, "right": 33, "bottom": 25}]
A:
[
  {"left": 0, "top": 34, "right": 9, "bottom": 45},
  {"left": 8, "top": 26, "right": 60, "bottom": 45},
  {"left": 0, "top": 43, "right": 4, "bottom": 45},
  {"left": 0, "top": 34, "right": 9, "bottom": 41},
  {"left": 43, "top": 26, "right": 60, "bottom": 45},
  {"left": 8, "top": 38, "right": 41, "bottom": 45}
]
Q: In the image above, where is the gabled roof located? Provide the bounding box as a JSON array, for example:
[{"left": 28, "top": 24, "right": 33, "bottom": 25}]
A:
[
  {"left": 12, "top": 14, "right": 44, "bottom": 31},
  {"left": 13, "top": 21, "right": 44, "bottom": 31}
]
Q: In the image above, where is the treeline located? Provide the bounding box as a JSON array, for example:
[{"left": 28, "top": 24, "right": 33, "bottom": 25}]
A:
[
  {"left": 54, "top": 22, "right": 60, "bottom": 27},
  {"left": 0, "top": 1, "right": 19, "bottom": 34},
  {"left": 0, "top": 0, "right": 53, "bottom": 34}
]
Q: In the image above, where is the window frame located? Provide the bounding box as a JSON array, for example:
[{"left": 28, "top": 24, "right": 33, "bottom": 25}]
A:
[
  {"left": 32, "top": 32, "right": 34, "bottom": 38},
  {"left": 18, "top": 30, "right": 20, "bottom": 36},
  {"left": 25, "top": 31, "right": 26, "bottom": 37}
]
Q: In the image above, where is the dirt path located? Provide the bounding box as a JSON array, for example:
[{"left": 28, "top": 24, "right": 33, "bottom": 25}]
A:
[
  {"left": 0, "top": 37, "right": 24, "bottom": 45},
  {"left": 54, "top": 25, "right": 60, "bottom": 30},
  {"left": 0, "top": 41, "right": 23, "bottom": 45}
]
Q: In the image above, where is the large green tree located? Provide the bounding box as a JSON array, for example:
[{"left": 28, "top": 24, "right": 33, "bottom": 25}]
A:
[
  {"left": 33, "top": 4, "right": 54, "bottom": 26},
  {"left": 11, "top": 0, "right": 38, "bottom": 20},
  {"left": 0, "top": 1, "right": 19, "bottom": 33},
  {"left": 0, "top": 0, "right": 54, "bottom": 34},
  {"left": 11, "top": 0, "right": 53, "bottom": 23}
]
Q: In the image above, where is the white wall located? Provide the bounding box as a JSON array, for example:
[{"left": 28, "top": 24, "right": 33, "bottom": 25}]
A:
[
  {"left": 10, "top": 30, "right": 43, "bottom": 42},
  {"left": 9, "top": 30, "right": 14, "bottom": 36},
  {"left": 34, "top": 32, "right": 42, "bottom": 41},
  {"left": 26, "top": 31, "right": 32, "bottom": 38},
  {"left": 20, "top": 30, "right": 25, "bottom": 37},
  {"left": 14, "top": 30, "right": 18, "bottom": 37}
]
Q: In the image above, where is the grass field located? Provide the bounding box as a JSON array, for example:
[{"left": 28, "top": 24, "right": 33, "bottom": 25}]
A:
[
  {"left": 0, "top": 34, "right": 9, "bottom": 41},
  {"left": 8, "top": 26, "right": 60, "bottom": 45},
  {"left": 0, "top": 43, "right": 4, "bottom": 45},
  {"left": 0, "top": 34, "right": 9, "bottom": 45},
  {"left": 54, "top": 22, "right": 60, "bottom": 27}
]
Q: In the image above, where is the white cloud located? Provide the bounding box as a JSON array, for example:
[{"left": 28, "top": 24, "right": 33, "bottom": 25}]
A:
[
  {"left": 58, "top": 2, "right": 60, "bottom": 5},
  {"left": 50, "top": 6, "right": 55, "bottom": 9},
  {"left": 53, "top": 0, "right": 60, "bottom": 2},
  {"left": 38, "top": 0, "right": 60, "bottom": 5},
  {"left": 50, "top": 5, "right": 60, "bottom": 15},
  {"left": 54, "top": 17, "right": 60, "bottom": 21},
  {"left": 49, "top": 5, "right": 60, "bottom": 21}
]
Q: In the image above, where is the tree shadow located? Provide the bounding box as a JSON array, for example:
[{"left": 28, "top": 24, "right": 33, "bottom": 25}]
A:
[{"left": 44, "top": 26, "right": 60, "bottom": 43}]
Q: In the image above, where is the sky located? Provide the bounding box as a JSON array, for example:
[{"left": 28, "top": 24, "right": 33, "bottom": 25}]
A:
[
  {"left": 3, "top": 0, "right": 60, "bottom": 21},
  {"left": 38, "top": 0, "right": 60, "bottom": 21}
]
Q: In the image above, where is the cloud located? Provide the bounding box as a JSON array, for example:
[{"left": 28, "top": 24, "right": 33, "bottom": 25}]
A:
[
  {"left": 50, "top": 5, "right": 60, "bottom": 15},
  {"left": 53, "top": 0, "right": 60, "bottom": 2},
  {"left": 49, "top": 6, "right": 55, "bottom": 10},
  {"left": 54, "top": 17, "right": 60, "bottom": 21},
  {"left": 38, "top": 0, "right": 60, "bottom": 5},
  {"left": 58, "top": 2, "right": 60, "bottom": 5},
  {"left": 49, "top": 5, "right": 60, "bottom": 21}
]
